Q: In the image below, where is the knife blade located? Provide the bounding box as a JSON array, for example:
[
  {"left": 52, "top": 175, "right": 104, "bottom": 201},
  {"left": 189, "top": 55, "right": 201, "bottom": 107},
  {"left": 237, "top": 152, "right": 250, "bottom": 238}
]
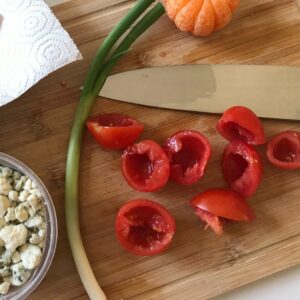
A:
[{"left": 99, "top": 65, "right": 300, "bottom": 120}]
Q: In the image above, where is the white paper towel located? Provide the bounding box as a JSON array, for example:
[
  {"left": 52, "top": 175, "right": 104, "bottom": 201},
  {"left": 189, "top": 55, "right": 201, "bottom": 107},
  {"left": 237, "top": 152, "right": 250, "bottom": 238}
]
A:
[{"left": 0, "top": 0, "right": 82, "bottom": 106}]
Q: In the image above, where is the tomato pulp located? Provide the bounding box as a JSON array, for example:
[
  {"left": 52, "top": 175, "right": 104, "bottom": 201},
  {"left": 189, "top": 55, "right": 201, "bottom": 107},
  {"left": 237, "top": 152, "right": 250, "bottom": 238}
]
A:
[
  {"left": 121, "top": 140, "right": 170, "bottom": 192},
  {"left": 163, "top": 130, "right": 212, "bottom": 185},
  {"left": 115, "top": 199, "right": 176, "bottom": 256},
  {"left": 86, "top": 113, "right": 143, "bottom": 150}
]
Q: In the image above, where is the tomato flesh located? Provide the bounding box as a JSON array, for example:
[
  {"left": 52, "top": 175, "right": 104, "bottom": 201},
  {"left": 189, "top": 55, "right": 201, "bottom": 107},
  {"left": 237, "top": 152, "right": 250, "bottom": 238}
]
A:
[
  {"left": 121, "top": 140, "right": 170, "bottom": 192},
  {"left": 115, "top": 199, "right": 176, "bottom": 256},
  {"left": 267, "top": 131, "right": 300, "bottom": 169},
  {"left": 222, "top": 141, "right": 263, "bottom": 197},
  {"left": 274, "top": 139, "right": 298, "bottom": 162},
  {"left": 217, "top": 106, "right": 265, "bottom": 145},
  {"left": 224, "top": 153, "right": 248, "bottom": 182},
  {"left": 92, "top": 114, "right": 133, "bottom": 127},
  {"left": 190, "top": 189, "right": 255, "bottom": 235},
  {"left": 125, "top": 153, "right": 153, "bottom": 183},
  {"left": 194, "top": 207, "right": 223, "bottom": 235},
  {"left": 163, "top": 130, "right": 212, "bottom": 185},
  {"left": 86, "top": 113, "right": 143, "bottom": 150},
  {"left": 220, "top": 121, "right": 255, "bottom": 144}
]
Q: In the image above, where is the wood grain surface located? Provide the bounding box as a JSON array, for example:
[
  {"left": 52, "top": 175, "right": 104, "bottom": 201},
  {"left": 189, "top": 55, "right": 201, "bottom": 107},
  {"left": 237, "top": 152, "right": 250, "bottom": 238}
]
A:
[{"left": 1, "top": 0, "right": 300, "bottom": 299}]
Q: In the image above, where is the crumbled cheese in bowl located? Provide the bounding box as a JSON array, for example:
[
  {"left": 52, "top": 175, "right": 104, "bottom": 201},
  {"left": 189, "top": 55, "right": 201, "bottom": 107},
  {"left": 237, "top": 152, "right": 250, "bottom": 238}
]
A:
[{"left": 0, "top": 165, "right": 47, "bottom": 295}]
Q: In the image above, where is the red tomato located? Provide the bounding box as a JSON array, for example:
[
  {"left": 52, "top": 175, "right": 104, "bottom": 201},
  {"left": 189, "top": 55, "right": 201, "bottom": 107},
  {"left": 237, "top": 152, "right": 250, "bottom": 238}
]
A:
[
  {"left": 266, "top": 131, "right": 300, "bottom": 170},
  {"left": 115, "top": 199, "right": 176, "bottom": 256},
  {"left": 121, "top": 140, "right": 170, "bottom": 192},
  {"left": 163, "top": 130, "right": 212, "bottom": 185},
  {"left": 190, "top": 189, "right": 255, "bottom": 235},
  {"left": 222, "top": 141, "right": 263, "bottom": 197},
  {"left": 217, "top": 106, "right": 266, "bottom": 145},
  {"left": 86, "top": 113, "right": 143, "bottom": 150}
]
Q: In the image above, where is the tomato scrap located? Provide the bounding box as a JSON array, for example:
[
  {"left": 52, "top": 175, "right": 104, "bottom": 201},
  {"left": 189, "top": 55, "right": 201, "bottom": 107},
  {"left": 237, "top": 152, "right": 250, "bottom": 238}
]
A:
[
  {"left": 222, "top": 141, "right": 263, "bottom": 197},
  {"left": 217, "top": 106, "right": 266, "bottom": 145},
  {"left": 86, "top": 113, "right": 143, "bottom": 150},
  {"left": 115, "top": 199, "right": 176, "bottom": 256},
  {"left": 163, "top": 130, "right": 212, "bottom": 185},
  {"left": 121, "top": 140, "right": 170, "bottom": 192},
  {"left": 190, "top": 189, "right": 255, "bottom": 235},
  {"left": 266, "top": 131, "right": 300, "bottom": 170}
]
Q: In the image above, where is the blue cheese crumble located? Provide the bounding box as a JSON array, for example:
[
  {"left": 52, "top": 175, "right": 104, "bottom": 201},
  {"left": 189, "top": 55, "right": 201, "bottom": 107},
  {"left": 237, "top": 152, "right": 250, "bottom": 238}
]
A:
[{"left": 0, "top": 165, "right": 46, "bottom": 295}]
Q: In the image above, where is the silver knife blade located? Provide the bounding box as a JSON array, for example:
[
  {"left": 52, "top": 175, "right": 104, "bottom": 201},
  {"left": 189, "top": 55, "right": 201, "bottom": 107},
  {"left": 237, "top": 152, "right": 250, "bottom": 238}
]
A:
[{"left": 99, "top": 65, "right": 300, "bottom": 120}]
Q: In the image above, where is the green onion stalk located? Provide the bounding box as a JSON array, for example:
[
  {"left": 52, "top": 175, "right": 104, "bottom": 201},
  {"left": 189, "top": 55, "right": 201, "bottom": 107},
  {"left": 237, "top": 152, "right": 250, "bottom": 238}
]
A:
[{"left": 65, "top": 1, "right": 165, "bottom": 299}]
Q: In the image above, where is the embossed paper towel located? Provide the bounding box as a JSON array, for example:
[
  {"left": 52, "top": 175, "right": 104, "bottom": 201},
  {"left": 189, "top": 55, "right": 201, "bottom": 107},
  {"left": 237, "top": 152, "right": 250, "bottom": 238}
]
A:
[{"left": 0, "top": 0, "right": 82, "bottom": 106}]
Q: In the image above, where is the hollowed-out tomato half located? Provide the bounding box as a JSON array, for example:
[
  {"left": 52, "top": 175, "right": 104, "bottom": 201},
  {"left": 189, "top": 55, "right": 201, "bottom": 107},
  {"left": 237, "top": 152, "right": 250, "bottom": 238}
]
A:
[
  {"left": 121, "top": 140, "right": 170, "bottom": 192},
  {"left": 266, "top": 131, "right": 300, "bottom": 170},
  {"left": 216, "top": 106, "right": 265, "bottom": 145},
  {"left": 163, "top": 130, "right": 212, "bottom": 185},
  {"left": 222, "top": 141, "right": 263, "bottom": 197},
  {"left": 115, "top": 199, "right": 176, "bottom": 256}
]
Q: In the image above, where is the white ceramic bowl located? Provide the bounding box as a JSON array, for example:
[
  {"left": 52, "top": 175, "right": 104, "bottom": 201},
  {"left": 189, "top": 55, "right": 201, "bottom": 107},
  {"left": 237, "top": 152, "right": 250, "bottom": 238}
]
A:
[{"left": 0, "top": 152, "right": 58, "bottom": 300}]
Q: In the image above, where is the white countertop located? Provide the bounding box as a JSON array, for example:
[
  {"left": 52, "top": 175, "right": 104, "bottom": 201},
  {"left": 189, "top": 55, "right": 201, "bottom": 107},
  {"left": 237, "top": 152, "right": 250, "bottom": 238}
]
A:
[
  {"left": 214, "top": 266, "right": 300, "bottom": 300},
  {"left": 45, "top": 0, "right": 300, "bottom": 299}
]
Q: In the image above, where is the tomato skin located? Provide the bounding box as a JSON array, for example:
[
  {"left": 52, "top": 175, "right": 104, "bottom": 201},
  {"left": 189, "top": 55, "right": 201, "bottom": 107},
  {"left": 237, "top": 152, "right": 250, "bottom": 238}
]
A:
[
  {"left": 115, "top": 199, "right": 176, "bottom": 256},
  {"left": 266, "top": 131, "right": 300, "bottom": 170},
  {"left": 121, "top": 140, "right": 170, "bottom": 192},
  {"left": 86, "top": 113, "right": 144, "bottom": 150},
  {"left": 190, "top": 189, "right": 255, "bottom": 234},
  {"left": 191, "top": 189, "right": 255, "bottom": 221},
  {"left": 217, "top": 106, "right": 266, "bottom": 145},
  {"left": 163, "top": 130, "right": 212, "bottom": 185},
  {"left": 222, "top": 141, "right": 263, "bottom": 197}
]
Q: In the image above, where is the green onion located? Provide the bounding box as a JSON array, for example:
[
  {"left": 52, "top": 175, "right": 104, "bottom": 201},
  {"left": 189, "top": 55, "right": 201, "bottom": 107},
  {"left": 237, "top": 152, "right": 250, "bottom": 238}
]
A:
[
  {"left": 65, "top": 1, "right": 165, "bottom": 299},
  {"left": 81, "top": 0, "right": 154, "bottom": 99},
  {"left": 92, "top": 3, "right": 165, "bottom": 97}
]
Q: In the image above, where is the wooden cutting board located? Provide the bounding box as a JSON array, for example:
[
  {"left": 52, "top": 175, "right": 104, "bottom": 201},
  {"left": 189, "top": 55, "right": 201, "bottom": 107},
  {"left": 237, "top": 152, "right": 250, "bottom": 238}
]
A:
[{"left": 1, "top": 0, "right": 300, "bottom": 299}]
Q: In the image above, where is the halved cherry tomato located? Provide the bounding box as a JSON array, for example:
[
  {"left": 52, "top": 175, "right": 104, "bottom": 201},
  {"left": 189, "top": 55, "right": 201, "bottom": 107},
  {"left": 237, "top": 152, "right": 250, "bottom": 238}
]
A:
[
  {"left": 121, "top": 140, "right": 170, "bottom": 192},
  {"left": 163, "top": 130, "right": 212, "bottom": 185},
  {"left": 86, "top": 113, "right": 143, "bottom": 150},
  {"left": 222, "top": 141, "right": 263, "bottom": 197},
  {"left": 266, "top": 130, "right": 300, "bottom": 170},
  {"left": 115, "top": 199, "right": 176, "bottom": 256},
  {"left": 190, "top": 189, "right": 255, "bottom": 235},
  {"left": 217, "top": 106, "right": 266, "bottom": 145}
]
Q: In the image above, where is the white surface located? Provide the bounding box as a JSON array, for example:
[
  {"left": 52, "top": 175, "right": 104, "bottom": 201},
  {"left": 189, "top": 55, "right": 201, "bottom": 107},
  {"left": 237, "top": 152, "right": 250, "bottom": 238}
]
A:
[
  {"left": 46, "top": 0, "right": 69, "bottom": 5},
  {"left": 45, "top": 0, "right": 300, "bottom": 299},
  {"left": 0, "top": 0, "right": 81, "bottom": 105},
  {"left": 215, "top": 266, "right": 300, "bottom": 300}
]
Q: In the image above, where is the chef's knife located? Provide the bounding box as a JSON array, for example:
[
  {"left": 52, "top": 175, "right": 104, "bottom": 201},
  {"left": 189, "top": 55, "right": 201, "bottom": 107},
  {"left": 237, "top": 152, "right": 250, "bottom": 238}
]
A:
[{"left": 99, "top": 65, "right": 300, "bottom": 120}]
